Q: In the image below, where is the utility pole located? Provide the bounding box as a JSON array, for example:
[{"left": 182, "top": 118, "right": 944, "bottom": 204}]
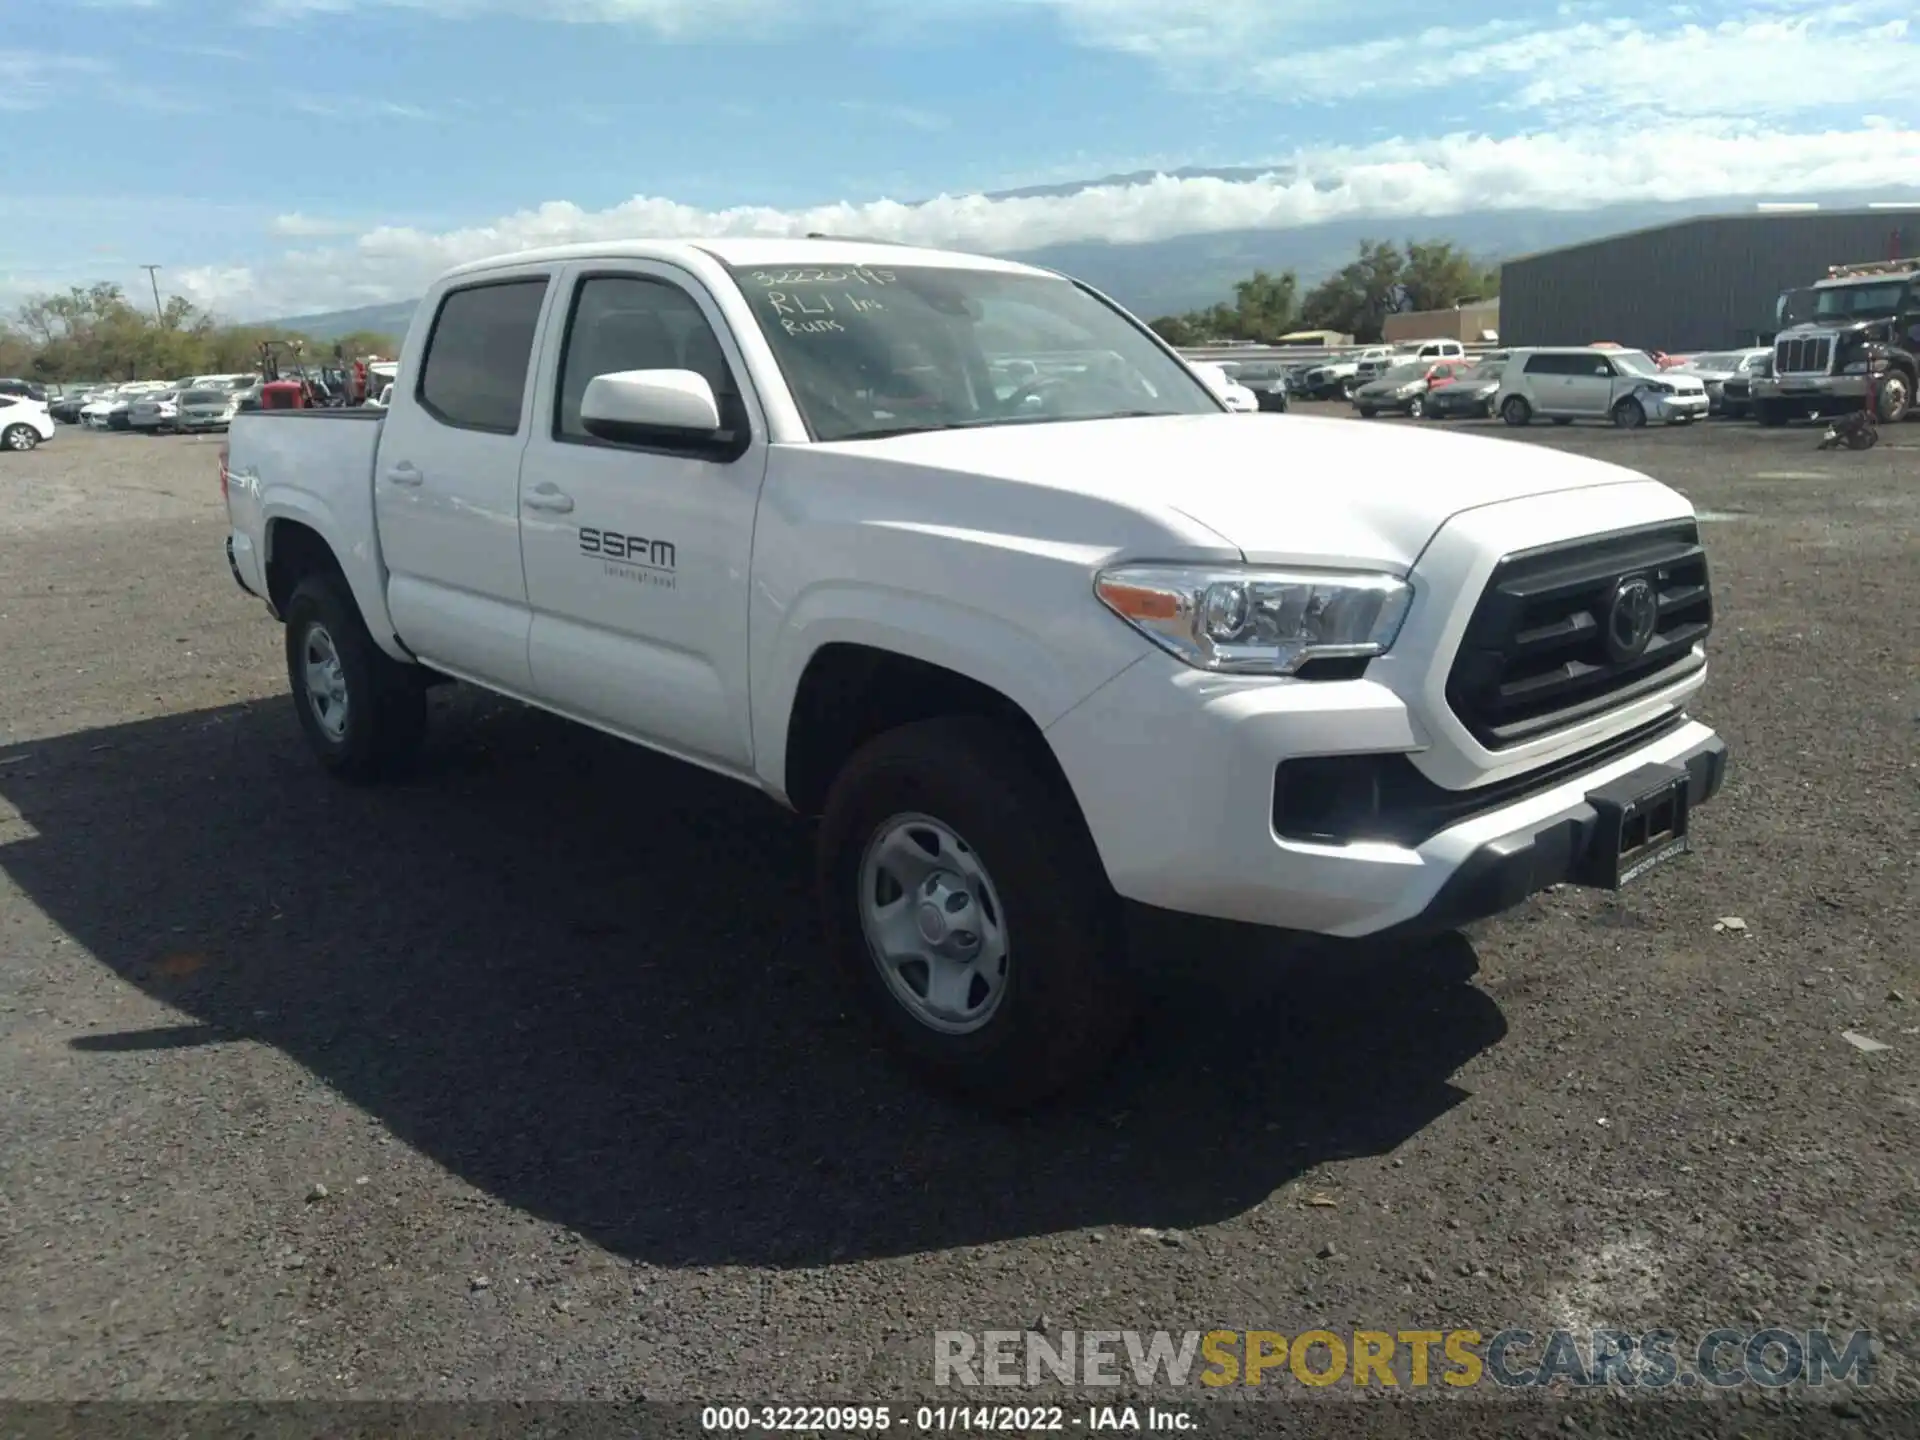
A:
[{"left": 141, "top": 265, "right": 164, "bottom": 325}]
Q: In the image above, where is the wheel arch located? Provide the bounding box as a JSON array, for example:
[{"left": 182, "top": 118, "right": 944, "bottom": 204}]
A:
[
  {"left": 260, "top": 501, "right": 408, "bottom": 662},
  {"left": 779, "top": 641, "right": 1095, "bottom": 834}
]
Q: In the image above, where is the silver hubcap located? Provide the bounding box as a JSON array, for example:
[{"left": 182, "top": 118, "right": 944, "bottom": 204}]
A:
[
  {"left": 5, "top": 427, "right": 31, "bottom": 450},
  {"left": 858, "top": 813, "right": 1010, "bottom": 1035},
  {"left": 1882, "top": 377, "right": 1908, "bottom": 419},
  {"left": 301, "top": 623, "right": 350, "bottom": 741}
]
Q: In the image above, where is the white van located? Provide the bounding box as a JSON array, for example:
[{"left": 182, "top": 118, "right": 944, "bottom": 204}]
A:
[{"left": 1495, "top": 347, "right": 1709, "bottom": 429}]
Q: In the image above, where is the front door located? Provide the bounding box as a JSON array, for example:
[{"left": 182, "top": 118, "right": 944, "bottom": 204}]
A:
[
  {"left": 374, "top": 271, "right": 554, "bottom": 692},
  {"left": 518, "top": 265, "right": 768, "bottom": 773},
  {"left": 1564, "top": 353, "right": 1616, "bottom": 416}
]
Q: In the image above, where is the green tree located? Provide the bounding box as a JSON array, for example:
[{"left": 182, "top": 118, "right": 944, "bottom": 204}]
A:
[
  {"left": 1298, "top": 239, "right": 1406, "bottom": 343},
  {"left": 1, "top": 281, "right": 388, "bottom": 383},
  {"left": 1399, "top": 239, "right": 1497, "bottom": 313},
  {"left": 1149, "top": 267, "right": 1302, "bottom": 345}
]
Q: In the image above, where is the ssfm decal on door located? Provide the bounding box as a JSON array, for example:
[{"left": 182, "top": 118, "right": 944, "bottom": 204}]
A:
[{"left": 580, "top": 527, "right": 676, "bottom": 589}]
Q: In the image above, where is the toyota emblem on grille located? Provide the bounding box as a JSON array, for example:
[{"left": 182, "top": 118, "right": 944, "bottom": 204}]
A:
[{"left": 1605, "top": 575, "right": 1659, "bottom": 663}]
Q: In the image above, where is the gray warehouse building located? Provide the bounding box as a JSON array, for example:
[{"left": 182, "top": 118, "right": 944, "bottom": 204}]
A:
[{"left": 1500, "top": 208, "right": 1918, "bottom": 352}]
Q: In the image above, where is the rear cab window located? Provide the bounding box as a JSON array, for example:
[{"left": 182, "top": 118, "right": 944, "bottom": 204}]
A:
[{"left": 415, "top": 277, "right": 551, "bottom": 433}]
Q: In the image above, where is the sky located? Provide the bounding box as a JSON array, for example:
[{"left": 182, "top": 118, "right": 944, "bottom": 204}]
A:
[{"left": 3, "top": 0, "right": 1919, "bottom": 319}]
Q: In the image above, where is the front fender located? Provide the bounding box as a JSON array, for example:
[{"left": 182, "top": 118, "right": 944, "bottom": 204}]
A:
[{"left": 751, "top": 583, "right": 1141, "bottom": 801}]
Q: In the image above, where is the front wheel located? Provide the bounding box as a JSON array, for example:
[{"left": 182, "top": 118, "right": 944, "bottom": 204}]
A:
[
  {"left": 1875, "top": 371, "right": 1912, "bottom": 424},
  {"left": 1612, "top": 397, "right": 1647, "bottom": 430},
  {"left": 1357, "top": 406, "right": 1376, "bottom": 418},
  {"left": 2, "top": 424, "right": 38, "bottom": 452},
  {"left": 817, "top": 717, "right": 1135, "bottom": 1110},
  {"left": 1406, "top": 396, "right": 1425, "bottom": 419},
  {"left": 1501, "top": 395, "right": 1532, "bottom": 426},
  {"left": 284, "top": 572, "right": 427, "bottom": 783}
]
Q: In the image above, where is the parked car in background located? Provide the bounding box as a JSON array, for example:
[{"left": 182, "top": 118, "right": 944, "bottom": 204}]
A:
[
  {"left": 1720, "top": 352, "right": 1770, "bottom": 419},
  {"left": 1190, "top": 361, "right": 1258, "bottom": 411},
  {"left": 176, "top": 386, "right": 241, "bottom": 432},
  {"left": 0, "top": 378, "right": 50, "bottom": 403},
  {"left": 1423, "top": 357, "right": 1508, "bottom": 420},
  {"left": 1671, "top": 349, "right": 1771, "bottom": 416},
  {"left": 1497, "top": 347, "right": 1709, "bottom": 429},
  {"left": 0, "top": 394, "right": 57, "bottom": 452},
  {"left": 1299, "top": 347, "right": 1392, "bottom": 399},
  {"left": 129, "top": 390, "right": 184, "bottom": 432},
  {"left": 1351, "top": 360, "right": 1441, "bottom": 418},
  {"left": 48, "top": 385, "right": 107, "bottom": 423},
  {"left": 1355, "top": 338, "right": 1467, "bottom": 383}
]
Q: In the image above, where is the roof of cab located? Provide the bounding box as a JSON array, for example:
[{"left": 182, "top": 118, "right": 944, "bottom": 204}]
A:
[{"left": 438, "top": 236, "right": 1054, "bottom": 284}]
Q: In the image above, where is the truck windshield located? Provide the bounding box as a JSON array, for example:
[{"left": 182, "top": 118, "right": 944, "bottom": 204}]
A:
[
  {"left": 725, "top": 262, "right": 1220, "bottom": 442},
  {"left": 1813, "top": 280, "right": 1908, "bottom": 321}
]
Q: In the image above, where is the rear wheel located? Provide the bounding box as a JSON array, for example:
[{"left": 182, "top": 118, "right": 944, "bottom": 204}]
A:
[
  {"left": 2, "top": 424, "right": 37, "bottom": 452},
  {"left": 284, "top": 572, "right": 427, "bottom": 783},
  {"left": 1357, "top": 406, "right": 1376, "bottom": 418},
  {"left": 818, "top": 717, "right": 1135, "bottom": 1110},
  {"left": 1501, "top": 395, "right": 1532, "bottom": 426}
]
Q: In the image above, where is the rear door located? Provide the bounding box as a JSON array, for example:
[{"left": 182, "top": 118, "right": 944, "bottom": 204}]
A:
[
  {"left": 517, "top": 263, "right": 768, "bottom": 773},
  {"left": 1522, "top": 352, "right": 1575, "bottom": 413},
  {"left": 374, "top": 268, "right": 557, "bottom": 693}
]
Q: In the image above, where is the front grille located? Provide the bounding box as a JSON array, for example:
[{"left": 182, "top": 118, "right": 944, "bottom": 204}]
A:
[
  {"left": 1775, "top": 335, "right": 1832, "bottom": 375},
  {"left": 1446, "top": 521, "right": 1712, "bottom": 750}
]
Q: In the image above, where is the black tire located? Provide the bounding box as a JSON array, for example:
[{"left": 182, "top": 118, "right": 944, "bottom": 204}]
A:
[
  {"left": 1612, "top": 397, "right": 1647, "bottom": 430},
  {"left": 1501, "top": 395, "right": 1531, "bottom": 426},
  {"left": 1875, "top": 370, "right": 1912, "bottom": 424},
  {"left": 1357, "top": 406, "right": 1376, "bottom": 418},
  {"left": 2, "top": 423, "right": 38, "bottom": 453},
  {"left": 1755, "top": 399, "right": 1787, "bottom": 427},
  {"left": 283, "top": 572, "right": 427, "bottom": 783},
  {"left": 817, "top": 716, "right": 1135, "bottom": 1110}
]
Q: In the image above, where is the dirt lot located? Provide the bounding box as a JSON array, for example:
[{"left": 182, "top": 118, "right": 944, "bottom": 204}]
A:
[{"left": 0, "top": 414, "right": 1915, "bottom": 1424}]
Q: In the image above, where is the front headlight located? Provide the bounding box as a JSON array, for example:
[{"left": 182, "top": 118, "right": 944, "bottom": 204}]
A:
[{"left": 1094, "top": 565, "right": 1412, "bottom": 675}]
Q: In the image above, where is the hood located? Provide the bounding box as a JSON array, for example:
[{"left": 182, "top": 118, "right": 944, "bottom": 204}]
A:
[
  {"left": 1357, "top": 376, "right": 1420, "bottom": 397},
  {"left": 810, "top": 413, "right": 1660, "bottom": 572},
  {"left": 1435, "top": 378, "right": 1499, "bottom": 398}
]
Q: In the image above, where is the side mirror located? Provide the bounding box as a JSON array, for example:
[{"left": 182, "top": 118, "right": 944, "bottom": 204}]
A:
[{"left": 580, "top": 369, "right": 721, "bottom": 444}]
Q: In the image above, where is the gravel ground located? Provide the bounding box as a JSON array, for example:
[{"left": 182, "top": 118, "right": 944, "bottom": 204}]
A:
[{"left": 0, "top": 415, "right": 1914, "bottom": 1429}]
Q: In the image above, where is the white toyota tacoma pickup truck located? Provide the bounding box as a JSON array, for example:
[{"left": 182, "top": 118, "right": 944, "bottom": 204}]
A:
[{"left": 219, "top": 238, "right": 1728, "bottom": 1106}]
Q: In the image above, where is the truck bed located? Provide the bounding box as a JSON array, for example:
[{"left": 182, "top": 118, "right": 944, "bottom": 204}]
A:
[{"left": 225, "top": 408, "right": 395, "bottom": 655}]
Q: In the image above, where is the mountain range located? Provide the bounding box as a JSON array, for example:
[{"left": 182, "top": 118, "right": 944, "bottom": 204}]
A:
[{"left": 265, "top": 178, "right": 1920, "bottom": 342}]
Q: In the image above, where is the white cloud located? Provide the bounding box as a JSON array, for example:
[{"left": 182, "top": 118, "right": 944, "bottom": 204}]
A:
[
  {"left": 1036, "top": 0, "right": 1918, "bottom": 119},
  {"left": 173, "top": 119, "right": 1920, "bottom": 317}
]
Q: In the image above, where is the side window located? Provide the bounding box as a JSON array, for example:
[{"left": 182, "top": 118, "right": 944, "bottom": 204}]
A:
[
  {"left": 1524, "top": 354, "right": 1566, "bottom": 376},
  {"left": 1591, "top": 356, "right": 1617, "bottom": 376},
  {"left": 415, "top": 278, "right": 548, "bottom": 434},
  {"left": 553, "top": 274, "right": 748, "bottom": 454}
]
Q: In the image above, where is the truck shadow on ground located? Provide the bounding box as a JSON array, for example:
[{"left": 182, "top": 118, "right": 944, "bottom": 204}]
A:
[{"left": 0, "top": 694, "right": 1505, "bottom": 1267}]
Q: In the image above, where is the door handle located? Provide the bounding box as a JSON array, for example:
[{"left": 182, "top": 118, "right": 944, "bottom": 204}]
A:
[
  {"left": 384, "top": 462, "right": 422, "bottom": 486},
  {"left": 523, "top": 484, "right": 574, "bottom": 514}
]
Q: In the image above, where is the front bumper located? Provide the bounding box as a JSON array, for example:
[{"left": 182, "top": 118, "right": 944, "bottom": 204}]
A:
[
  {"left": 1376, "top": 732, "right": 1726, "bottom": 938},
  {"left": 1752, "top": 374, "right": 1869, "bottom": 403},
  {"left": 1650, "top": 392, "right": 1709, "bottom": 421},
  {"left": 1046, "top": 649, "right": 1724, "bottom": 940}
]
